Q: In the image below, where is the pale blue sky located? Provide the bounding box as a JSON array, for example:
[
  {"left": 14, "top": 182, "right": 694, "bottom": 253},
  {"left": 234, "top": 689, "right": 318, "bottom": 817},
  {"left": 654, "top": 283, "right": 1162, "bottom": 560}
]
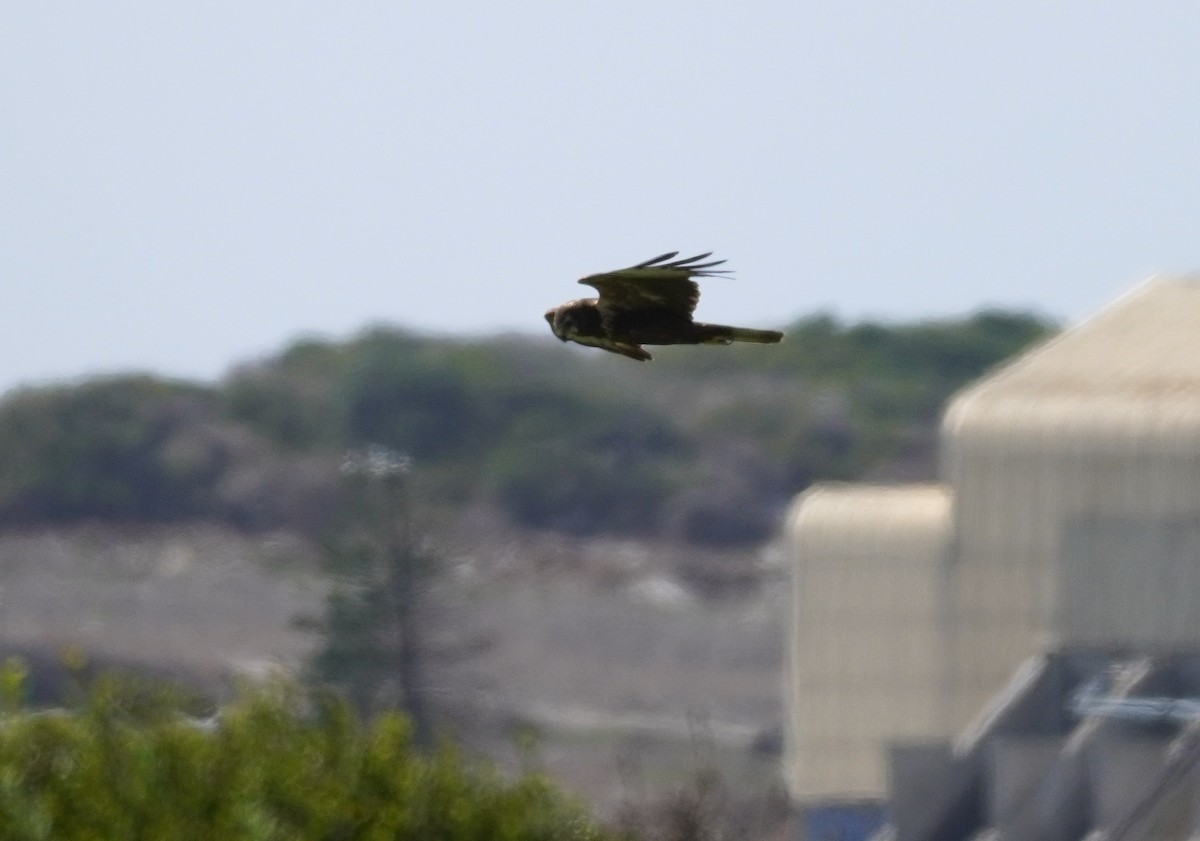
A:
[{"left": 4, "top": 3, "right": 1200, "bottom": 392}]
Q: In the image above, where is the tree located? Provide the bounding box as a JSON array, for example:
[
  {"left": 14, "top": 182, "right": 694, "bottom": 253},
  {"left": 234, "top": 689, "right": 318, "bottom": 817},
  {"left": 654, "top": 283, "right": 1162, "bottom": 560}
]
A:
[{"left": 307, "top": 446, "right": 435, "bottom": 746}]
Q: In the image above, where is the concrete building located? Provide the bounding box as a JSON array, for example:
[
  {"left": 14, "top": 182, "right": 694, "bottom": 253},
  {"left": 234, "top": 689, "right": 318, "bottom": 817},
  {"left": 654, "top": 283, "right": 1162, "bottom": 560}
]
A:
[{"left": 784, "top": 276, "right": 1200, "bottom": 837}]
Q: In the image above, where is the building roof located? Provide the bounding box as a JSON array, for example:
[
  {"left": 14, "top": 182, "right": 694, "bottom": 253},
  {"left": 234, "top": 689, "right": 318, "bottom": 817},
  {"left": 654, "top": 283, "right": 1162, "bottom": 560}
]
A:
[
  {"left": 787, "top": 483, "right": 953, "bottom": 555},
  {"left": 944, "top": 276, "right": 1200, "bottom": 445}
]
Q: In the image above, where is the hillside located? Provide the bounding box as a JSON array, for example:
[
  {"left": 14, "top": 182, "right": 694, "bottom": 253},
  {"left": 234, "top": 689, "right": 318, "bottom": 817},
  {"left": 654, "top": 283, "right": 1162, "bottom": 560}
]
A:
[
  {"left": 0, "top": 310, "right": 1055, "bottom": 822},
  {"left": 0, "top": 310, "right": 1053, "bottom": 550}
]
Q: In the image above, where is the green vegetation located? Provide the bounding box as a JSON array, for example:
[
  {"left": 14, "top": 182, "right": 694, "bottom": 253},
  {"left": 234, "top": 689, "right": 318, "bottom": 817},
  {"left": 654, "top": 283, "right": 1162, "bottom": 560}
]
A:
[
  {"left": 0, "top": 376, "right": 218, "bottom": 524},
  {"left": 0, "top": 311, "right": 1054, "bottom": 545},
  {"left": 0, "top": 661, "right": 615, "bottom": 841}
]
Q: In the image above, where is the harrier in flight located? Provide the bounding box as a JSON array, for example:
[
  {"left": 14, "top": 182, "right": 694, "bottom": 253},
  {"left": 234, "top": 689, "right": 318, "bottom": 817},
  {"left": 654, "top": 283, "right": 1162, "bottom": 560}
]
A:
[{"left": 544, "top": 252, "right": 784, "bottom": 361}]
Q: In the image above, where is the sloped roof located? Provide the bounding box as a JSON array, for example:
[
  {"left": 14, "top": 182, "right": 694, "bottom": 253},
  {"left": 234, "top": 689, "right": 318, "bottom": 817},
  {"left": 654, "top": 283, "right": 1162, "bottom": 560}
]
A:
[{"left": 944, "top": 276, "right": 1200, "bottom": 444}]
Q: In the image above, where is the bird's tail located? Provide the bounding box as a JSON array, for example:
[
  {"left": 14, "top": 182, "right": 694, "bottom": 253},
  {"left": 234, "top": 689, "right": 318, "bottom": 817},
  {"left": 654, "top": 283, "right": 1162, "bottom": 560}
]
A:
[
  {"left": 727, "top": 326, "right": 784, "bottom": 344},
  {"left": 697, "top": 324, "right": 785, "bottom": 345}
]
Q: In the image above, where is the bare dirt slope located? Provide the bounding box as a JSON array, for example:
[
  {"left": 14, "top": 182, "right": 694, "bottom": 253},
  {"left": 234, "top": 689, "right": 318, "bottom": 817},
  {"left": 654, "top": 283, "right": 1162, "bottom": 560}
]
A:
[{"left": 0, "top": 525, "right": 326, "bottom": 688}]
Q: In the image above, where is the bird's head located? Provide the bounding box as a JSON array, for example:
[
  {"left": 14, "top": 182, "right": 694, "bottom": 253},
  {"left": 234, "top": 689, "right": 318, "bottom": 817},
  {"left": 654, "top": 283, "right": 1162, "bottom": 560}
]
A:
[{"left": 544, "top": 307, "right": 572, "bottom": 341}]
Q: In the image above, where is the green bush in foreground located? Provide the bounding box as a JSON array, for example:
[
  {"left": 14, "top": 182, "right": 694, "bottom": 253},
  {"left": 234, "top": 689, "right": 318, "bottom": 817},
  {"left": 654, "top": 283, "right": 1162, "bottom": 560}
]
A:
[{"left": 0, "top": 664, "right": 614, "bottom": 841}]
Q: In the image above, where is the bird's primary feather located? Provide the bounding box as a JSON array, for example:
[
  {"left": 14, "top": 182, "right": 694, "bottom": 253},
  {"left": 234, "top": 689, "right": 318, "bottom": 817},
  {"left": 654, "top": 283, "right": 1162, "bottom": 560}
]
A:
[{"left": 578, "top": 252, "right": 731, "bottom": 319}]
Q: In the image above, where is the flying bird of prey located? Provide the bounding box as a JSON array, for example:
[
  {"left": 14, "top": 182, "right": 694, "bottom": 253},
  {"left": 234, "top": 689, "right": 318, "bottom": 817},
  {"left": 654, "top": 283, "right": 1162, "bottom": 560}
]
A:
[{"left": 544, "top": 252, "right": 784, "bottom": 361}]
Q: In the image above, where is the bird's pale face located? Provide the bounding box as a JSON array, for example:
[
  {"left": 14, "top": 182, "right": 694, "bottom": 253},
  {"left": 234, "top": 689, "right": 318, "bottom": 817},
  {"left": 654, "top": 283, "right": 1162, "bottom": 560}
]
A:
[{"left": 545, "top": 307, "right": 574, "bottom": 342}]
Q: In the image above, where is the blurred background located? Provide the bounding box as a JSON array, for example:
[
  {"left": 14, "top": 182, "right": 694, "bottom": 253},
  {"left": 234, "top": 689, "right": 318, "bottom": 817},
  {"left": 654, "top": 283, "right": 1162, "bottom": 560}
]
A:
[{"left": 4, "top": 3, "right": 1200, "bottom": 838}]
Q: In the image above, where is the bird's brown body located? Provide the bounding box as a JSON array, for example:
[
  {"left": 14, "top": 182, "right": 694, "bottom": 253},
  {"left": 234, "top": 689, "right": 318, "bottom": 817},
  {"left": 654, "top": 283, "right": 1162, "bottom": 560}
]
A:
[{"left": 544, "top": 252, "right": 783, "bottom": 361}]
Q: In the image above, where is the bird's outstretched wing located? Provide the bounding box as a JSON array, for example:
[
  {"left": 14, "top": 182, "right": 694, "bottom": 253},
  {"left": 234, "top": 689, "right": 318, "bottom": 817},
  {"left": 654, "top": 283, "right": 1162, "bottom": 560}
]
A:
[{"left": 577, "top": 252, "right": 732, "bottom": 318}]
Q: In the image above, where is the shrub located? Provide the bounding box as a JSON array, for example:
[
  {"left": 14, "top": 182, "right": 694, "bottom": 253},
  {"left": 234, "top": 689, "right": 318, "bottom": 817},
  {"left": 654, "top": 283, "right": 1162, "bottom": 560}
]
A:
[
  {"left": 489, "top": 396, "right": 684, "bottom": 535},
  {"left": 0, "top": 663, "right": 616, "bottom": 841},
  {"left": 0, "top": 376, "right": 219, "bottom": 524}
]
